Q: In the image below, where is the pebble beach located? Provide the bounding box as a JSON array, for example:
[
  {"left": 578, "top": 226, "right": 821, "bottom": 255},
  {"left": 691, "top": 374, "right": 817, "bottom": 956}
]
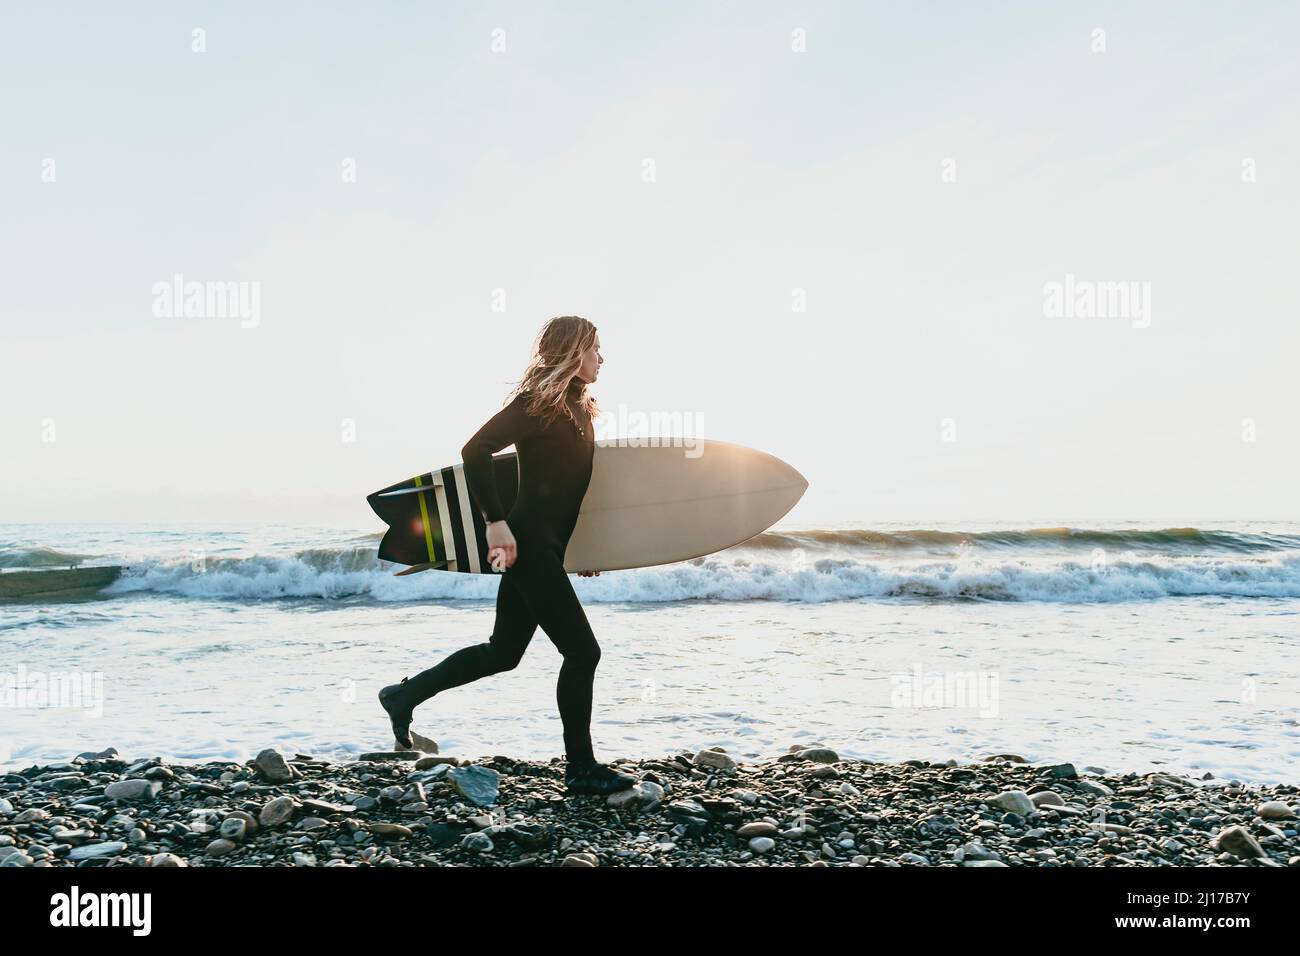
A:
[{"left": 2, "top": 743, "right": 1297, "bottom": 868}]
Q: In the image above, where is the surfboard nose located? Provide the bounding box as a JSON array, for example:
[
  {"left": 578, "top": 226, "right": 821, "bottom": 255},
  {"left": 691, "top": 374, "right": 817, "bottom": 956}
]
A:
[{"left": 768, "top": 451, "right": 809, "bottom": 496}]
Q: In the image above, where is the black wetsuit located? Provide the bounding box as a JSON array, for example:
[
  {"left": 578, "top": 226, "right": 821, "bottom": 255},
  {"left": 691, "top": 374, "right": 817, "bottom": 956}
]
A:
[{"left": 395, "top": 378, "right": 601, "bottom": 765}]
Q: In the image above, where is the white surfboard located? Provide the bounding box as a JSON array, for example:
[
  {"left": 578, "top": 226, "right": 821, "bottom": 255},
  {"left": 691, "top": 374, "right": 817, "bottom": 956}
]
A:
[
  {"left": 563, "top": 439, "right": 807, "bottom": 572},
  {"left": 367, "top": 439, "right": 808, "bottom": 574}
]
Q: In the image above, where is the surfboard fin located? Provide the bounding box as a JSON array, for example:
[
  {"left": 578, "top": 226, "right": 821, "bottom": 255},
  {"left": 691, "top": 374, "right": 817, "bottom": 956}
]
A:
[{"left": 393, "top": 562, "right": 450, "bottom": 576}]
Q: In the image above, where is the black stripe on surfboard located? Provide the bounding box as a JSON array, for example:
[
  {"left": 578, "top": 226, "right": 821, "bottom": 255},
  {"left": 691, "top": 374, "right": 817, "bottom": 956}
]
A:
[{"left": 441, "top": 466, "right": 471, "bottom": 572}]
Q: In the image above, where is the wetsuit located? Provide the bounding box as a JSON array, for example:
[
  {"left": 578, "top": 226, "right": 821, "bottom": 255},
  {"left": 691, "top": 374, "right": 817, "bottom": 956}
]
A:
[{"left": 394, "top": 378, "right": 600, "bottom": 765}]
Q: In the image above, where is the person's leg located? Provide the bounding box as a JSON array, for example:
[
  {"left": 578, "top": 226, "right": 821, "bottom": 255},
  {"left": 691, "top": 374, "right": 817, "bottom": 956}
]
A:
[
  {"left": 408, "top": 569, "right": 538, "bottom": 701},
  {"left": 502, "top": 545, "right": 601, "bottom": 765},
  {"left": 379, "top": 569, "right": 537, "bottom": 747}
]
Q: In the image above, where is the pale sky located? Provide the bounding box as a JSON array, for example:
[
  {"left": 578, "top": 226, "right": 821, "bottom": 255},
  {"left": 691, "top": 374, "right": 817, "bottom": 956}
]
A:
[{"left": 3, "top": 2, "right": 1297, "bottom": 527}]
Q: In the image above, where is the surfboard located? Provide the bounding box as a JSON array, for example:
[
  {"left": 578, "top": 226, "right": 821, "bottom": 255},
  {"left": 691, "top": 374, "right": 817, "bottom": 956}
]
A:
[{"left": 367, "top": 439, "right": 807, "bottom": 575}]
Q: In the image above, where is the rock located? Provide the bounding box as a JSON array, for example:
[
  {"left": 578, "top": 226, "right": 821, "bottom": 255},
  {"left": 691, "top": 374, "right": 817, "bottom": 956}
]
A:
[
  {"left": 300, "top": 799, "right": 353, "bottom": 816},
  {"left": 898, "top": 852, "right": 931, "bottom": 865},
  {"left": 407, "top": 767, "right": 451, "bottom": 786},
  {"left": 253, "top": 749, "right": 293, "bottom": 783},
  {"left": 963, "top": 859, "right": 1009, "bottom": 867},
  {"left": 1, "top": 853, "right": 33, "bottom": 867},
  {"left": 955, "top": 842, "right": 1001, "bottom": 863},
  {"left": 983, "top": 753, "right": 1028, "bottom": 763},
  {"left": 1040, "top": 762, "right": 1078, "bottom": 779},
  {"left": 0, "top": 798, "right": 12, "bottom": 814},
  {"left": 414, "top": 755, "right": 457, "bottom": 770},
  {"left": 299, "top": 817, "right": 329, "bottom": 831},
  {"left": 68, "top": 841, "right": 128, "bottom": 861},
  {"left": 75, "top": 747, "right": 119, "bottom": 761},
  {"left": 258, "top": 796, "right": 297, "bottom": 827},
  {"left": 1075, "top": 780, "right": 1114, "bottom": 798},
  {"left": 693, "top": 748, "right": 738, "bottom": 770},
  {"left": 150, "top": 853, "right": 187, "bottom": 867},
  {"left": 292, "top": 852, "right": 317, "bottom": 866},
  {"left": 462, "top": 832, "right": 494, "bottom": 852},
  {"left": 1213, "top": 825, "right": 1265, "bottom": 859},
  {"left": 667, "top": 799, "right": 712, "bottom": 835},
  {"left": 781, "top": 747, "right": 839, "bottom": 764},
  {"left": 14, "top": 808, "right": 48, "bottom": 823},
  {"left": 1095, "top": 823, "right": 1135, "bottom": 836},
  {"left": 205, "top": 838, "right": 237, "bottom": 857},
  {"left": 370, "top": 823, "right": 412, "bottom": 838},
  {"left": 449, "top": 765, "right": 500, "bottom": 807},
  {"left": 915, "top": 815, "right": 960, "bottom": 838},
  {"left": 561, "top": 852, "right": 598, "bottom": 866},
  {"left": 606, "top": 786, "right": 645, "bottom": 810},
  {"left": 737, "top": 821, "right": 779, "bottom": 838},
  {"left": 749, "top": 836, "right": 776, "bottom": 854},
  {"left": 505, "top": 823, "right": 549, "bottom": 850},
  {"left": 357, "top": 751, "right": 421, "bottom": 762},
  {"left": 1030, "top": 790, "right": 1066, "bottom": 807},
  {"left": 401, "top": 783, "right": 426, "bottom": 804},
  {"left": 409, "top": 730, "right": 439, "bottom": 754},
  {"left": 219, "top": 818, "right": 247, "bottom": 841},
  {"left": 987, "top": 790, "right": 1035, "bottom": 816},
  {"left": 224, "top": 810, "right": 259, "bottom": 834},
  {"left": 1146, "top": 772, "right": 1191, "bottom": 788},
  {"left": 1258, "top": 801, "right": 1296, "bottom": 820},
  {"left": 104, "top": 779, "right": 162, "bottom": 801}
]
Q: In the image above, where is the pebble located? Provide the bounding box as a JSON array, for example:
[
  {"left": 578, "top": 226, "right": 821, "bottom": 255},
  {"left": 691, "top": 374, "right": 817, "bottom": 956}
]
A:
[
  {"left": 68, "top": 841, "right": 128, "bottom": 861},
  {"left": 693, "top": 748, "right": 738, "bottom": 771},
  {"left": 1213, "top": 825, "right": 1265, "bottom": 859},
  {"left": 253, "top": 749, "right": 294, "bottom": 784},
  {"left": 988, "top": 790, "right": 1036, "bottom": 816},
  {"left": 259, "top": 796, "right": 296, "bottom": 827},
  {"left": 450, "top": 765, "right": 500, "bottom": 807},
  {"left": 219, "top": 818, "right": 247, "bottom": 841},
  {"left": 1258, "top": 801, "right": 1296, "bottom": 820},
  {"left": 104, "top": 779, "right": 162, "bottom": 801},
  {"left": 0, "top": 744, "right": 1293, "bottom": 869}
]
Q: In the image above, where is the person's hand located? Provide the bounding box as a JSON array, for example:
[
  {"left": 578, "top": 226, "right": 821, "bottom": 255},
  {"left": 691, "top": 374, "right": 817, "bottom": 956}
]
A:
[
  {"left": 485, "top": 520, "right": 517, "bottom": 571},
  {"left": 576, "top": 569, "right": 601, "bottom": 577}
]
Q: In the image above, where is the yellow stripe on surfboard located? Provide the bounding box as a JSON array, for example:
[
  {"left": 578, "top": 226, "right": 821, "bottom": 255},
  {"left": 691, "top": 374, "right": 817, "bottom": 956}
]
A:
[{"left": 414, "top": 474, "right": 437, "bottom": 563}]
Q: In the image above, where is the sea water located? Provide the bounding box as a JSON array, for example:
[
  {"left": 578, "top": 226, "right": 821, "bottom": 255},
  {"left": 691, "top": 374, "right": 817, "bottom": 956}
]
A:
[{"left": 2, "top": 521, "right": 1297, "bottom": 785}]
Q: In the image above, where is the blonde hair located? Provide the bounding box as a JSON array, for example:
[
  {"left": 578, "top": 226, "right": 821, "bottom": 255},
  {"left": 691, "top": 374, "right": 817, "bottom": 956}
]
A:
[{"left": 506, "top": 315, "right": 600, "bottom": 429}]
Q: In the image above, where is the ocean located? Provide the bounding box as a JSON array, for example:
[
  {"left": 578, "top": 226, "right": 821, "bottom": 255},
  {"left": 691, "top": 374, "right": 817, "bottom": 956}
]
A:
[{"left": 3, "top": 521, "right": 1298, "bottom": 785}]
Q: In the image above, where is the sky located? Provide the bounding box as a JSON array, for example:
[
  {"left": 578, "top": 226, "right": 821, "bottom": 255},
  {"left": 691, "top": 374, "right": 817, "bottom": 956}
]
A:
[{"left": 2, "top": 1, "right": 1297, "bottom": 527}]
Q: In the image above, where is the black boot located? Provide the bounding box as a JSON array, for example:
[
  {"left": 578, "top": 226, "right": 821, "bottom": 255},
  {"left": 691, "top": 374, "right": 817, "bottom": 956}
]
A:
[
  {"left": 377, "top": 678, "right": 415, "bottom": 750},
  {"left": 564, "top": 759, "right": 637, "bottom": 795}
]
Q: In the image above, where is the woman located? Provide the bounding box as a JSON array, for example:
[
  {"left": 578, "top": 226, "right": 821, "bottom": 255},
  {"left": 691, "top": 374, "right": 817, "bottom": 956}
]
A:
[{"left": 378, "top": 316, "right": 637, "bottom": 796}]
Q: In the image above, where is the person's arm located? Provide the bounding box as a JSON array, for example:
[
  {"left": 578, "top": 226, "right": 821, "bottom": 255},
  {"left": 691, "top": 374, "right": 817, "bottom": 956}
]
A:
[{"left": 461, "top": 391, "right": 537, "bottom": 524}]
